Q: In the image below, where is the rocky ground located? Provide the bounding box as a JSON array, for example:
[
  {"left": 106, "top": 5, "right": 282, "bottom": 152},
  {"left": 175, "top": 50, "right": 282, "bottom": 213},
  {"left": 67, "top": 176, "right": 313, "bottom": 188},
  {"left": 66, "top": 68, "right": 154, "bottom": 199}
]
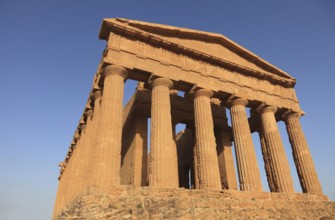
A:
[{"left": 55, "top": 186, "right": 335, "bottom": 219}]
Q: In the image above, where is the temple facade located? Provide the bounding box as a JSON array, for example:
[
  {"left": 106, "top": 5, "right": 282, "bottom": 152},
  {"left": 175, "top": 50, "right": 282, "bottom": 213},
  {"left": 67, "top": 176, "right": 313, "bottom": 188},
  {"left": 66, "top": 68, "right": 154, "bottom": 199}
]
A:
[{"left": 53, "top": 18, "right": 331, "bottom": 219}]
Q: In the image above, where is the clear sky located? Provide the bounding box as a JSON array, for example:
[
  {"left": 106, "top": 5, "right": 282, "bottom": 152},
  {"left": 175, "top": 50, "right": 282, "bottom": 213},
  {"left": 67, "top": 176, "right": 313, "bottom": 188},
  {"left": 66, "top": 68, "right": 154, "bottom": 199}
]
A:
[{"left": 1, "top": 0, "right": 334, "bottom": 219}]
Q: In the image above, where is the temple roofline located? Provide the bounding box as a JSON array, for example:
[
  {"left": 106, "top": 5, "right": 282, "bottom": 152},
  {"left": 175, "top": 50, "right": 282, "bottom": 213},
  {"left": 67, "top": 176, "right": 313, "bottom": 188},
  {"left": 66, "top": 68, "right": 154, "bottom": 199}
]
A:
[{"left": 99, "top": 18, "right": 295, "bottom": 83}]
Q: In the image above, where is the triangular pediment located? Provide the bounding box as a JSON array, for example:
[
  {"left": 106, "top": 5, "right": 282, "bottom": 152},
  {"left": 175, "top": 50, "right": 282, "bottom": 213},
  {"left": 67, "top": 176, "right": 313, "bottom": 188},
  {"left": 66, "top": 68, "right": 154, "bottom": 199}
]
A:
[{"left": 99, "top": 18, "right": 295, "bottom": 86}]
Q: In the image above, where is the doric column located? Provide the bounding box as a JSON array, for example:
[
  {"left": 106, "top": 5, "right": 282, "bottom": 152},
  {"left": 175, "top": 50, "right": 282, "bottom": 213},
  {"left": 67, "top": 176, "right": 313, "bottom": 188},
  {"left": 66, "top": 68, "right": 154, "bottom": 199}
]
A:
[
  {"left": 215, "top": 126, "right": 238, "bottom": 190},
  {"left": 193, "top": 89, "right": 221, "bottom": 190},
  {"left": 186, "top": 124, "right": 199, "bottom": 189},
  {"left": 71, "top": 121, "right": 87, "bottom": 199},
  {"left": 79, "top": 109, "right": 94, "bottom": 190},
  {"left": 229, "top": 98, "right": 262, "bottom": 191},
  {"left": 257, "top": 105, "right": 294, "bottom": 193},
  {"left": 132, "top": 115, "right": 148, "bottom": 186},
  {"left": 283, "top": 112, "right": 323, "bottom": 194},
  {"left": 90, "top": 89, "right": 102, "bottom": 186},
  {"left": 120, "top": 114, "right": 148, "bottom": 186},
  {"left": 149, "top": 78, "right": 178, "bottom": 188},
  {"left": 176, "top": 127, "right": 194, "bottom": 189},
  {"left": 258, "top": 127, "right": 276, "bottom": 192},
  {"left": 94, "top": 65, "right": 127, "bottom": 188}
]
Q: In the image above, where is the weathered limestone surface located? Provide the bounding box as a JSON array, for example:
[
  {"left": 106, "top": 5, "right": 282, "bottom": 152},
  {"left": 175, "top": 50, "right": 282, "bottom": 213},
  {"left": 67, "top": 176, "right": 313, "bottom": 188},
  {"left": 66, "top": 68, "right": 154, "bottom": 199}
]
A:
[
  {"left": 229, "top": 98, "right": 262, "bottom": 192},
  {"left": 193, "top": 89, "right": 221, "bottom": 190},
  {"left": 54, "top": 89, "right": 103, "bottom": 215},
  {"left": 101, "top": 18, "right": 301, "bottom": 113},
  {"left": 94, "top": 65, "right": 127, "bottom": 188},
  {"left": 176, "top": 129, "right": 194, "bottom": 189},
  {"left": 54, "top": 187, "right": 335, "bottom": 220},
  {"left": 258, "top": 127, "right": 276, "bottom": 192},
  {"left": 215, "top": 126, "right": 238, "bottom": 190},
  {"left": 192, "top": 129, "right": 199, "bottom": 190},
  {"left": 149, "top": 78, "right": 179, "bottom": 188},
  {"left": 88, "top": 89, "right": 102, "bottom": 186},
  {"left": 73, "top": 110, "right": 94, "bottom": 203},
  {"left": 284, "top": 112, "right": 323, "bottom": 194},
  {"left": 121, "top": 114, "right": 148, "bottom": 186},
  {"left": 53, "top": 138, "right": 79, "bottom": 215},
  {"left": 53, "top": 18, "right": 330, "bottom": 219},
  {"left": 258, "top": 105, "right": 294, "bottom": 193}
]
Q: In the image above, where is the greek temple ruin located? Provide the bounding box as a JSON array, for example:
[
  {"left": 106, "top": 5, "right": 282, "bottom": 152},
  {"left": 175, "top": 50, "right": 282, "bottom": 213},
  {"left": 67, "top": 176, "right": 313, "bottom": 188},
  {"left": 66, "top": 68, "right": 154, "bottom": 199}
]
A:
[{"left": 53, "top": 18, "right": 334, "bottom": 219}]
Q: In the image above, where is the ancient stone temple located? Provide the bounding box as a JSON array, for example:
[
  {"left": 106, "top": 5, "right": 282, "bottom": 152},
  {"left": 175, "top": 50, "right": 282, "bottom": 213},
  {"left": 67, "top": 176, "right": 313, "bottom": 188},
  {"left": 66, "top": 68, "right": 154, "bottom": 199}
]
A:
[{"left": 53, "top": 18, "right": 335, "bottom": 219}]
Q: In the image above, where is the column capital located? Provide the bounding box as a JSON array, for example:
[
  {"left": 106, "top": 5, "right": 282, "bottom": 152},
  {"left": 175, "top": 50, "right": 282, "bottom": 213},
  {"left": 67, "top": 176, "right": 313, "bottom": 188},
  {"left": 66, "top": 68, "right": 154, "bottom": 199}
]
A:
[
  {"left": 283, "top": 111, "right": 301, "bottom": 121},
  {"left": 79, "top": 124, "right": 86, "bottom": 131},
  {"left": 92, "top": 90, "right": 102, "bottom": 100},
  {"left": 194, "top": 89, "right": 213, "bottom": 98},
  {"left": 79, "top": 117, "right": 86, "bottom": 125},
  {"left": 74, "top": 132, "right": 80, "bottom": 141},
  {"left": 256, "top": 105, "right": 277, "bottom": 114},
  {"left": 103, "top": 65, "right": 128, "bottom": 79},
  {"left": 228, "top": 97, "right": 248, "bottom": 107},
  {"left": 150, "top": 78, "right": 174, "bottom": 89},
  {"left": 85, "top": 102, "right": 93, "bottom": 110},
  {"left": 85, "top": 109, "right": 93, "bottom": 117}
]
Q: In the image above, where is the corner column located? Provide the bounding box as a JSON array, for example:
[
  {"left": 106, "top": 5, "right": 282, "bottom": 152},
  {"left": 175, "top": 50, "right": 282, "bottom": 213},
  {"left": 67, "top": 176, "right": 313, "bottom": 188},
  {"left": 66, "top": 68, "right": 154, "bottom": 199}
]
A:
[
  {"left": 257, "top": 105, "right": 294, "bottom": 193},
  {"left": 284, "top": 112, "right": 323, "bottom": 194},
  {"left": 89, "top": 89, "right": 102, "bottom": 187},
  {"left": 149, "top": 78, "right": 178, "bottom": 188},
  {"left": 79, "top": 109, "right": 94, "bottom": 189},
  {"left": 193, "top": 89, "right": 221, "bottom": 190},
  {"left": 229, "top": 98, "right": 262, "bottom": 191},
  {"left": 94, "top": 65, "right": 127, "bottom": 188}
]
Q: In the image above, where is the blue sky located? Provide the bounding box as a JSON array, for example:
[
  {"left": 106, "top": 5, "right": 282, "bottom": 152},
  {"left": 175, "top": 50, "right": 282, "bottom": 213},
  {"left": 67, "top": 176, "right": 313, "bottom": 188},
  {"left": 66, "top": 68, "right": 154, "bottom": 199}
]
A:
[{"left": 1, "top": 1, "right": 334, "bottom": 219}]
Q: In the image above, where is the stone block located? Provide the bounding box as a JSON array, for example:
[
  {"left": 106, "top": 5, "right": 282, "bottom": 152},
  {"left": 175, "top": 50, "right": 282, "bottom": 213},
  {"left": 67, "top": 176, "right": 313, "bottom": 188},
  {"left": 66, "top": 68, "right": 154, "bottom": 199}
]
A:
[{"left": 254, "top": 208, "right": 269, "bottom": 219}]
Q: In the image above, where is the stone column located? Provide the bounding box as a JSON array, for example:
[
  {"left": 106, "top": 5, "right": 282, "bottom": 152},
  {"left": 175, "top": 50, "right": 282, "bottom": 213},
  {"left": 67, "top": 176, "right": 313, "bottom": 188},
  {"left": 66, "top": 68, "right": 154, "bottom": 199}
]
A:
[
  {"left": 258, "top": 127, "right": 276, "bottom": 192},
  {"left": 193, "top": 89, "right": 221, "bottom": 190},
  {"left": 187, "top": 124, "right": 199, "bottom": 189},
  {"left": 71, "top": 122, "right": 87, "bottom": 199},
  {"left": 193, "top": 143, "right": 199, "bottom": 189},
  {"left": 229, "top": 98, "right": 262, "bottom": 191},
  {"left": 257, "top": 105, "right": 294, "bottom": 193},
  {"left": 214, "top": 126, "right": 238, "bottom": 190},
  {"left": 90, "top": 89, "right": 102, "bottom": 186},
  {"left": 176, "top": 127, "right": 194, "bottom": 189},
  {"left": 94, "top": 65, "right": 127, "bottom": 188},
  {"left": 79, "top": 109, "right": 94, "bottom": 190},
  {"left": 149, "top": 78, "right": 179, "bottom": 188},
  {"left": 132, "top": 115, "right": 148, "bottom": 186},
  {"left": 283, "top": 112, "right": 323, "bottom": 194},
  {"left": 121, "top": 114, "right": 148, "bottom": 186}
]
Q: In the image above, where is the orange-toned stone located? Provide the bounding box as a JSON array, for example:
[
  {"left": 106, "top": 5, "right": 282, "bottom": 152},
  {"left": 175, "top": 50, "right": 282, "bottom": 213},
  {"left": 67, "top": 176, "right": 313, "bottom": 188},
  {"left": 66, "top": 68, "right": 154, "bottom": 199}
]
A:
[
  {"left": 53, "top": 18, "right": 332, "bottom": 219},
  {"left": 215, "top": 126, "right": 238, "bottom": 190},
  {"left": 229, "top": 98, "right": 262, "bottom": 192},
  {"left": 193, "top": 89, "right": 221, "bottom": 190},
  {"left": 283, "top": 112, "right": 323, "bottom": 195},
  {"left": 149, "top": 78, "right": 178, "bottom": 188},
  {"left": 257, "top": 105, "right": 294, "bottom": 193},
  {"left": 94, "top": 65, "right": 128, "bottom": 188}
]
